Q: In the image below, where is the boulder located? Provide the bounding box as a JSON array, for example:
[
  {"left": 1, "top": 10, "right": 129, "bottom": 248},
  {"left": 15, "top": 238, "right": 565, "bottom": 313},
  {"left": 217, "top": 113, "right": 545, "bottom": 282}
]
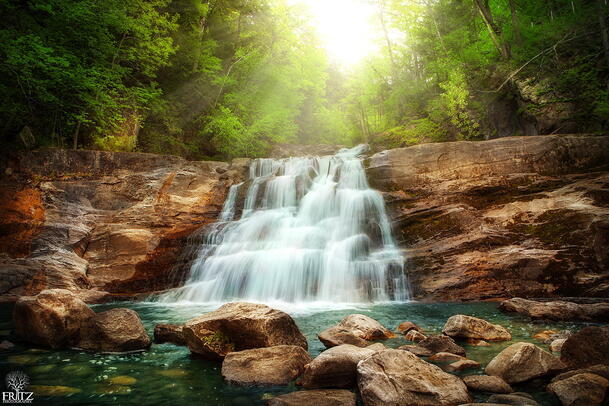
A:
[
  {"left": 466, "top": 338, "right": 490, "bottom": 346},
  {"left": 445, "top": 359, "right": 480, "bottom": 372},
  {"left": 77, "top": 308, "right": 151, "bottom": 353},
  {"left": 397, "top": 321, "right": 423, "bottom": 334},
  {"left": 418, "top": 334, "right": 466, "bottom": 356},
  {"left": 357, "top": 349, "right": 472, "bottom": 406},
  {"left": 182, "top": 302, "right": 307, "bottom": 359},
  {"left": 397, "top": 345, "right": 433, "bottom": 357},
  {"left": 298, "top": 344, "right": 378, "bottom": 389},
  {"left": 500, "top": 298, "right": 609, "bottom": 321},
  {"left": 429, "top": 352, "right": 465, "bottom": 363},
  {"left": 266, "top": 389, "right": 356, "bottom": 406},
  {"left": 442, "top": 315, "right": 511, "bottom": 341},
  {"left": 318, "top": 326, "right": 369, "bottom": 348},
  {"left": 462, "top": 375, "right": 513, "bottom": 394},
  {"left": 560, "top": 326, "right": 609, "bottom": 368},
  {"left": 221, "top": 345, "right": 312, "bottom": 386},
  {"left": 547, "top": 372, "right": 609, "bottom": 406},
  {"left": 485, "top": 342, "right": 565, "bottom": 384},
  {"left": 153, "top": 324, "right": 185, "bottom": 346},
  {"left": 550, "top": 338, "right": 566, "bottom": 353},
  {"left": 13, "top": 289, "right": 95, "bottom": 349},
  {"left": 336, "top": 314, "right": 394, "bottom": 340},
  {"left": 487, "top": 392, "right": 539, "bottom": 406},
  {"left": 404, "top": 330, "right": 426, "bottom": 342},
  {"left": 551, "top": 365, "right": 609, "bottom": 383}
]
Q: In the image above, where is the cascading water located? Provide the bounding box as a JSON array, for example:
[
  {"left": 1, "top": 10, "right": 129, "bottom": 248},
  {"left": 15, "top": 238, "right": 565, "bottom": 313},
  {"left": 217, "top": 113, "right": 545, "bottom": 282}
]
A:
[{"left": 161, "top": 145, "right": 409, "bottom": 303}]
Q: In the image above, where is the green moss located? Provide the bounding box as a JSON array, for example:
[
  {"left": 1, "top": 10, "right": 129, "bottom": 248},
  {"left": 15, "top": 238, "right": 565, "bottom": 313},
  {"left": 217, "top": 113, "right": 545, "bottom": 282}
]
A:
[{"left": 511, "top": 209, "right": 589, "bottom": 246}]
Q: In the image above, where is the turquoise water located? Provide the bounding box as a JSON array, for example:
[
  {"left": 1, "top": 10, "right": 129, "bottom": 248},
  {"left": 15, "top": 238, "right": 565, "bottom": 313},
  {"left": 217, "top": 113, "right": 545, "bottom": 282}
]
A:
[{"left": 0, "top": 301, "right": 592, "bottom": 405}]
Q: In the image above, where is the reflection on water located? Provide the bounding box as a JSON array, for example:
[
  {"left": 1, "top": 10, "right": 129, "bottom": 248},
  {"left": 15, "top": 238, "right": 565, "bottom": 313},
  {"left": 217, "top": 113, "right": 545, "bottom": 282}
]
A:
[{"left": 0, "top": 301, "right": 593, "bottom": 405}]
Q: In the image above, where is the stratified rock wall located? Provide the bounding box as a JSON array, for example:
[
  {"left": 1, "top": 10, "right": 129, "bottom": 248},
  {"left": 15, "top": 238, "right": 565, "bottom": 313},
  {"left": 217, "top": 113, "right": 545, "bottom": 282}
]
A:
[
  {"left": 367, "top": 135, "right": 609, "bottom": 301},
  {"left": 0, "top": 148, "right": 245, "bottom": 302}
]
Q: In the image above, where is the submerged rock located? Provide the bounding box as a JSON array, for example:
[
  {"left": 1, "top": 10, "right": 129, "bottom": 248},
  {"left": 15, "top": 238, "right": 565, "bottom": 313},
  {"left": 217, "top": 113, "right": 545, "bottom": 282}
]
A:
[
  {"left": 266, "top": 389, "right": 356, "bottom": 406},
  {"left": 418, "top": 334, "right": 466, "bottom": 356},
  {"left": 221, "top": 345, "right": 311, "bottom": 386},
  {"left": 442, "top": 315, "right": 511, "bottom": 341},
  {"left": 183, "top": 302, "right": 307, "bottom": 359},
  {"left": 547, "top": 372, "right": 609, "bottom": 406},
  {"left": 560, "top": 326, "right": 609, "bottom": 368},
  {"left": 13, "top": 289, "right": 95, "bottom": 349},
  {"left": 462, "top": 375, "right": 513, "bottom": 394},
  {"left": 500, "top": 298, "right": 609, "bottom": 321},
  {"left": 357, "top": 349, "right": 472, "bottom": 406},
  {"left": 298, "top": 344, "right": 378, "bottom": 389},
  {"left": 78, "top": 308, "right": 151, "bottom": 353},
  {"left": 153, "top": 323, "right": 185, "bottom": 346},
  {"left": 485, "top": 342, "right": 565, "bottom": 384}
]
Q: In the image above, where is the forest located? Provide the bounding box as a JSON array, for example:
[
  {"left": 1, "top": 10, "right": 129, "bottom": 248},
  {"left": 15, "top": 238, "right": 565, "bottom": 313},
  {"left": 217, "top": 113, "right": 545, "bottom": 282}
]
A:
[{"left": 1, "top": 0, "right": 608, "bottom": 159}]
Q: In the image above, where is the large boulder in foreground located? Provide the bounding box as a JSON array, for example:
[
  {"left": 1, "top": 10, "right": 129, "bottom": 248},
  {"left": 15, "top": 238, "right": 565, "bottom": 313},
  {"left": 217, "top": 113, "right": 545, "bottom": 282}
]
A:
[
  {"left": 267, "top": 389, "right": 356, "bottom": 406},
  {"left": 500, "top": 298, "right": 609, "bottom": 321},
  {"left": 547, "top": 372, "right": 609, "bottom": 406},
  {"left": 221, "top": 345, "right": 312, "bottom": 386},
  {"left": 418, "top": 334, "right": 466, "bottom": 356},
  {"left": 182, "top": 302, "right": 307, "bottom": 359},
  {"left": 298, "top": 344, "right": 378, "bottom": 389},
  {"left": 442, "top": 315, "right": 511, "bottom": 341},
  {"left": 357, "top": 349, "right": 472, "bottom": 406},
  {"left": 560, "top": 326, "right": 609, "bottom": 368},
  {"left": 78, "top": 308, "right": 151, "bottom": 353},
  {"left": 485, "top": 342, "right": 565, "bottom": 384},
  {"left": 13, "top": 289, "right": 95, "bottom": 348}
]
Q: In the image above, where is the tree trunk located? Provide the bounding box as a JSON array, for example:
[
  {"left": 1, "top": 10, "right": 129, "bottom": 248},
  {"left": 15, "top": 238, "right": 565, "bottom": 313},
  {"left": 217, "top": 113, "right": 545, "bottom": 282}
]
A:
[
  {"left": 473, "top": 0, "right": 511, "bottom": 60},
  {"left": 72, "top": 121, "right": 81, "bottom": 150},
  {"left": 378, "top": 0, "right": 397, "bottom": 77},
  {"left": 598, "top": 0, "right": 609, "bottom": 71},
  {"left": 508, "top": 0, "right": 522, "bottom": 46}
]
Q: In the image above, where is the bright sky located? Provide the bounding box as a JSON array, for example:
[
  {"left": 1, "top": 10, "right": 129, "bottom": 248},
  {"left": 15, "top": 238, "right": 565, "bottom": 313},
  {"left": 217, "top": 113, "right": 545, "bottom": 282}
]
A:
[{"left": 291, "top": 0, "right": 380, "bottom": 66}]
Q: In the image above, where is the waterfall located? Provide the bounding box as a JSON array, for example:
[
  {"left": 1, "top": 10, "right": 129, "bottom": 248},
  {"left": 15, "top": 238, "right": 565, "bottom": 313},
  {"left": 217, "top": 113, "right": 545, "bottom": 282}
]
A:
[{"left": 160, "top": 145, "right": 409, "bottom": 304}]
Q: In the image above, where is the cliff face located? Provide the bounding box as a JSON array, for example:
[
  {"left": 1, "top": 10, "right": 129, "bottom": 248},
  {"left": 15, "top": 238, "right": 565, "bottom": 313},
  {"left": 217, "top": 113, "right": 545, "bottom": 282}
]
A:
[
  {"left": 367, "top": 135, "right": 609, "bottom": 301},
  {"left": 0, "top": 149, "right": 246, "bottom": 303}
]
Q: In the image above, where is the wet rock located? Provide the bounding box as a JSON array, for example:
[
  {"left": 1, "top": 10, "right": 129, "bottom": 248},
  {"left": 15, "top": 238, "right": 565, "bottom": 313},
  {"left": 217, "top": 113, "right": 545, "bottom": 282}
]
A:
[
  {"left": 429, "top": 352, "right": 465, "bottom": 363},
  {"left": 532, "top": 330, "right": 558, "bottom": 342},
  {"left": 108, "top": 376, "right": 137, "bottom": 385},
  {"left": 550, "top": 339, "right": 566, "bottom": 353},
  {"left": 336, "top": 314, "right": 394, "bottom": 340},
  {"left": 418, "top": 334, "right": 466, "bottom": 356},
  {"left": 266, "top": 389, "right": 356, "bottom": 406},
  {"left": 153, "top": 324, "right": 185, "bottom": 346},
  {"left": 443, "top": 315, "right": 511, "bottom": 341},
  {"left": 462, "top": 375, "right": 513, "bottom": 394},
  {"left": 78, "top": 308, "right": 151, "bottom": 353},
  {"left": 397, "top": 344, "right": 433, "bottom": 357},
  {"left": 500, "top": 298, "right": 609, "bottom": 321},
  {"left": 13, "top": 289, "right": 95, "bottom": 349},
  {"left": 183, "top": 302, "right": 307, "bottom": 359},
  {"left": 445, "top": 359, "right": 480, "bottom": 372},
  {"left": 404, "top": 330, "right": 426, "bottom": 342},
  {"left": 0, "top": 340, "right": 14, "bottom": 350},
  {"left": 357, "top": 349, "right": 472, "bottom": 406},
  {"left": 396, "top": 321, "right": 423, "bottom": 334},
  {"left": 560, "top": 326, "right": 609, "bottom": 368},
  {"left": 487, "top": 392, "right": 539, "bottom": 406},
  {"left": 485, "top": 342, "right": 565, "bottom": 384},
  {"left": 30, "top": 385, "right": 82, "bottom": 396},
  {"left": 298, "top": 344, "right": 378, "bottom": 389},
  {"left": 318, "top": 326, "right": 369, "bottom": 348},
  {"left": 547, "top": 372, "right": 609, "bottom": 406},
  {"left": 221, "top": 345, "right": 312, "bottom": 386}
]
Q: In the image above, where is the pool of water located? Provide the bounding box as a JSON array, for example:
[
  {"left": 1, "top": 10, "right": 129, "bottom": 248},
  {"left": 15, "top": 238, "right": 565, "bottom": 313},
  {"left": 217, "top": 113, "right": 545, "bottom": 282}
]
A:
[{"left": 0, "top": 301, "right": 593, "bottom": 405}]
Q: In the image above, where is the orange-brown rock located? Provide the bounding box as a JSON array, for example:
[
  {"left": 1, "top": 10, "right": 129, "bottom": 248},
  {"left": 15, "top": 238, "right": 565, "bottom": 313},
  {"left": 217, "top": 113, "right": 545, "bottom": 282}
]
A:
[
  {"left": 396, "top": 321, "right": 423, "bottom": 334},
  {"left": 0, "top": 148, "right": 244, "bottom": 302},
  {"left": 77, "top": 308, "right": 151, "bottom": 353},
  {"left": 367, "top": 135, "right": 609, "bottom": 300}
]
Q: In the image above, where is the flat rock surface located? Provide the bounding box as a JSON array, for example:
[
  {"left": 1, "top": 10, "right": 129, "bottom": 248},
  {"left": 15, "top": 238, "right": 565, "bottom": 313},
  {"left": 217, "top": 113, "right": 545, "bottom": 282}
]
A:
[
  {"left": 221, "top": 345, "right": 312, "bottom": 386},
  {"left": 500, "top": 298, "right": 609, "bottom": 321},
  {"left": 266, "top": 389, "right": 356, "bottom": 406}
]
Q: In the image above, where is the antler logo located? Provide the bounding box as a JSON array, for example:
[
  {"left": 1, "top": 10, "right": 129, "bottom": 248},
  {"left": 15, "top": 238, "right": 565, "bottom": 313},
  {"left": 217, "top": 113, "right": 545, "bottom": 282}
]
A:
[{"left": 2, "top": 371, "right": 33, "bottom": 404}]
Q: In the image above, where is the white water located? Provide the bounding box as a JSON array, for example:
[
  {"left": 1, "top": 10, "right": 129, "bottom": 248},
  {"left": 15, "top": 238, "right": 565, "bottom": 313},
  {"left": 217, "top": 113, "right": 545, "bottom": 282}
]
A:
[{"left": 160, "top": 145, "right": 409, "bottom": 304}]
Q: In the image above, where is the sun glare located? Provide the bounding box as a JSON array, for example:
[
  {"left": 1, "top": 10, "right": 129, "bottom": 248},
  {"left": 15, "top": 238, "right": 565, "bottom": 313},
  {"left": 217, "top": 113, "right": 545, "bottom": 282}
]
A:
[{"left": 292, "top": 0, "right": 380, "bottom": 66}]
